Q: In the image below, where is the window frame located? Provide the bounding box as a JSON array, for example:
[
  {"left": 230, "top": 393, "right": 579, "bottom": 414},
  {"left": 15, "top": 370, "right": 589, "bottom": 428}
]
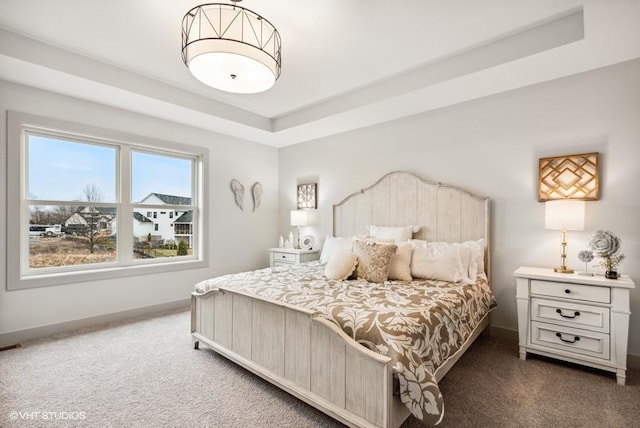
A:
[{"left": 7, "top": 111, "right": 209, "bottom": 290}]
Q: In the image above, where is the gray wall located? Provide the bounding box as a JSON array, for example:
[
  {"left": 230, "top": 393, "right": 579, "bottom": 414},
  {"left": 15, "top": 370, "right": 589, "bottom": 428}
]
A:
[
  {"left": 278, "top": 59, "right": 640, "bottom": 355},
  {"left": 0, "top": 81, "right": 279, "bottom": 336}
]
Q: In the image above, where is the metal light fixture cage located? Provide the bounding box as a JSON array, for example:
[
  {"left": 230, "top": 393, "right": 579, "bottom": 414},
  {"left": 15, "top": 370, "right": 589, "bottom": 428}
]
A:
[{"left": 182, "top": 2, "right": 282, "bottom": 94}]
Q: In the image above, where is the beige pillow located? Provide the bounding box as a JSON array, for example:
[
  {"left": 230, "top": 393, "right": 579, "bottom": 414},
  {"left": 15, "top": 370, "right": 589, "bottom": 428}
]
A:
[
  {"left": 324, "top": 250, "right": 358, "bottom": 280},
  {"left": 388, "top": 242, "right": 412, "bottom": 281},
  {"left": 353, "top": 240, "right": 397, "bottom": 283}
]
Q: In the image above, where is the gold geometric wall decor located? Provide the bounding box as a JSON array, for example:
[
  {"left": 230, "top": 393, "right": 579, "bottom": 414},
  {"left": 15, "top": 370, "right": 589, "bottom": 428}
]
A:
[
  {"left": 297, "top": 183, "right": 317, "bottom": 209},
  {"left": 539, "top": 152, "right": 599, "bottom": 201}
]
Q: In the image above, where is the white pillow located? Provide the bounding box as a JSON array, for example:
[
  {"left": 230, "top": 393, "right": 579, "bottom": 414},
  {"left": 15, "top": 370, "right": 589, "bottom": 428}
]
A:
[
  {"left": 410, "top": 245, "right": 473, "bottom": 284},
  {"left": 387, "top": 242, "right": 412, "bottom": 281},
  {"left": 324, "top": 249, "right": 358, "bottom": 280},
  {"left": 428, "top": 239, "right": 486, "bottom": 280},
  {"left": 426, "top": 242, "right": 472, "bottom": 282},
  {"left": 319, "top": 236, "right": 355, "bottom": 264},
  {"left": 408, "top": 239, "right": 427, "bottom": 248},
  {"left": 461, "top": 239, "right": 486, "bottom": 280},
  {"left": 369, "top": 225, "right": 416, "bottom": 242},
  {"left": 410, "top": 239, "right": 485, "bottom": 280}
]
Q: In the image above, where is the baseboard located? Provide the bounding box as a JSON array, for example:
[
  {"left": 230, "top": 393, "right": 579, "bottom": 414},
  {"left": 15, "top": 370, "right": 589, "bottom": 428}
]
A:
[
  {"left": 3, "top": 308, "right": 639, "bottom": 370},
  {"left": 628, "top": 353, "right": 640, "bottom": 370},
  {"left": 489, "top": 325, "right": 518, "bottom": 342},
  {"left": 0, "top": 298, "right": 190, "bottom": 348},
  {"left": 488, "top": 324, "right": 640, "bottom": 370}
]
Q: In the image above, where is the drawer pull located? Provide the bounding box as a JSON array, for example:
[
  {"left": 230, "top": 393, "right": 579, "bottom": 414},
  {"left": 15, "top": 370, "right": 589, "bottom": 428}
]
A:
[
  {"left": 555, "top": 332, "right": 580, "bottom": 344},
  {"left": 564, "top": 289, "right": 571, "bottom": 294},
  {"left": 556, "top": 309, "right": 580, "bottom": 319},
  {"left": 282, "top": 255, "right": 286, "bottom": 258}
]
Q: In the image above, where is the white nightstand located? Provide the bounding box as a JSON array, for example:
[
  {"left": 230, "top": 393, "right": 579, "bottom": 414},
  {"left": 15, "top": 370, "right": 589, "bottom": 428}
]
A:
[
  {"left": 515, "top": 266, "right": 635, "bottom": 385},
  {"left": 268, "top": 248, "right": 319, "bottom": 268}
]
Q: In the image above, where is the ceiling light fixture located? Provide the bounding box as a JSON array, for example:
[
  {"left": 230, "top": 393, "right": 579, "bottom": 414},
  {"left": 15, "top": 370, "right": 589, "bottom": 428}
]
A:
[{"left": 181, "top": 1, "right": 282, "bottom": 94}]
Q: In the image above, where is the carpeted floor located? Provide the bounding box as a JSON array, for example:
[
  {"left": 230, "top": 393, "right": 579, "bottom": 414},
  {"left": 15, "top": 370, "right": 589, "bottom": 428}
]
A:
[{"left": 1, "top": 310, "right": 638, "bottom": 428}]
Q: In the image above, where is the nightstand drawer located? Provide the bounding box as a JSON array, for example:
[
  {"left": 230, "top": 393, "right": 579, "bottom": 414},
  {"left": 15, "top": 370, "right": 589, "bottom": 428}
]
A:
[
  {"left": 531, "top": 280, "right": 610, "bottom": 304},
  {"left": 531, "top": 298, "right": 610, "bottom": 333},
  {"left": 272, "top": 252, "right": 297, "bottom": 263},
  {"left": 531, "top": 321, "right": 610, "bottom": 360},
  {"left": 268, "top": 248, "right": 319, "bottom": 268}
]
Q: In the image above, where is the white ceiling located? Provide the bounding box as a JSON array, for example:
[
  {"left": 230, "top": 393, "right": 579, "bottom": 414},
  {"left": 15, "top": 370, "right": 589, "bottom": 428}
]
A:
[{"left": 0, "top": 0, "right": 639, "bottom": 147}]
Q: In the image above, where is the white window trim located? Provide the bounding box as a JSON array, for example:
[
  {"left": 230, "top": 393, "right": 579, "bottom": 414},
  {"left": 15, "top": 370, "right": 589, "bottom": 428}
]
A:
[{"left": 7, "top": 111, "right": 209, "bottom": 290}]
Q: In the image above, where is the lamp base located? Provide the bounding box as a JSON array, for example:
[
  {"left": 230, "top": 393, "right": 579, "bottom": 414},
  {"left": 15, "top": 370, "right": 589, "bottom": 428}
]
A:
[
  {"left": 295, "top": 226, "right": 301, "bottom": 249},
  {"left": 554, "top": 266, "right": 574, "bottom": 274}
]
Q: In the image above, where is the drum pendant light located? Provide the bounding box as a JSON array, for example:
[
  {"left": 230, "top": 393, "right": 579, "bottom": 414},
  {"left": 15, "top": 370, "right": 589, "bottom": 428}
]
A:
[{"left": 182, "top": 1, "right": 282, "bottom": 94}]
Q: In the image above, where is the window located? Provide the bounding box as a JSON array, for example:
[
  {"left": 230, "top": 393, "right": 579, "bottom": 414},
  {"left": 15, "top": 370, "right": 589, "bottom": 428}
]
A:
[
  {"left": 7, "top": 111, "right": 208, "bottom": 289},
  {"left": 25, "top": 135, "right": 118, "bottom": 270},
  {"left": 175, "top": 223, "right": 193, "bottom": 235},
  {"left": 169, "top": 212, "right": 174, "bottom": 219}
]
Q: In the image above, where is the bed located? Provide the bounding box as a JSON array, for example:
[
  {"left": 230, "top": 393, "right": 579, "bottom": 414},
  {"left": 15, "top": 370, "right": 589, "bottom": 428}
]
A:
[{"left": 191, "top": 171, "right": 496, "bottom": 427}]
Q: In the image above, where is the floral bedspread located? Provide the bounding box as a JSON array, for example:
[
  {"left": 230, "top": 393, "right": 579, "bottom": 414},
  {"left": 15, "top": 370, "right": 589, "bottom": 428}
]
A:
[{"left": 195, "top": 261, "right": 496, "bottom": 426}]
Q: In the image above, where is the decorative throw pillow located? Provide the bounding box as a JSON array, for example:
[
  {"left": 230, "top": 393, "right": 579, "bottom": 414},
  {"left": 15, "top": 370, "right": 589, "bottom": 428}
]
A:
[
  {"left": 387, "top": 242, "right": 412, "bottom": 281},
  {"left": 353, "top": 240, "right": 397, "bottom": 283},
  {"left": 319, "top": 236, "right": 356, "bottom": 264},
  {"left": 369, "top": 225, "right": 417, "bottom": 243},
  {"left": 324, "top": 249, "right": 358, "bottom": 280}
]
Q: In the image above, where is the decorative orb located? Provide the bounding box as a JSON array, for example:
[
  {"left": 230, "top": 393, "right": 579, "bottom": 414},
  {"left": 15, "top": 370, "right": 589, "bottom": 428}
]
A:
[{"left": 578, "top": 249, "right": 594, "bottom": 263}]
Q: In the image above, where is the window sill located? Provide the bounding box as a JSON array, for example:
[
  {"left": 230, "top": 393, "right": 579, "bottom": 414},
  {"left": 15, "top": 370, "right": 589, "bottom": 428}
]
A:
[{"left": 8, "top": 259, "right": 208, "bottom": 290}]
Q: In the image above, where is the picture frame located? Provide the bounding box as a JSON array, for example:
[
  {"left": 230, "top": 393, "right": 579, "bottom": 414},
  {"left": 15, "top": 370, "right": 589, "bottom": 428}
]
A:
[
  {"left": 297, "top": 183, "right": 317, "bottom": 209},
  {"left": 538, "top": 152, "right": 599, "bottom": 201}
]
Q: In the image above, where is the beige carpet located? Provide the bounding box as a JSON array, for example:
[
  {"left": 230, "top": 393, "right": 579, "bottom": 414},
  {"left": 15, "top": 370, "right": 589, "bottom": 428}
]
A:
[{"left": 1, "top": 310, "right": 638, "bottom": 428}]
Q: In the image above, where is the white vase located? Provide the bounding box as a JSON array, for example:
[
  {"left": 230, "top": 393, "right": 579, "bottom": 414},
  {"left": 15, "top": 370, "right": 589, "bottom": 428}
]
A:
[
  {"left": 288, "top": 232, "right": 294, "bottom": 248},
  {"left": 278, "top": 235, "right": 284, "bottom": 248},
  {"left": 284, "top": 239, "right": 290, "bottom": 249}
]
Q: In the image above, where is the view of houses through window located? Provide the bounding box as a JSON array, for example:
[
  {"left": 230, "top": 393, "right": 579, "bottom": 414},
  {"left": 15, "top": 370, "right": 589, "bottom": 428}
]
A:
[{"left": 27, "top": 133, "right": 196, "bottom": 271}]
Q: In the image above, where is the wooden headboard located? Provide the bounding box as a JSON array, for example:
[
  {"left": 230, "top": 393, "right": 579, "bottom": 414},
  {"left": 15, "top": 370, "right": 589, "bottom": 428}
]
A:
[{"left": 333, "top": 171, "right": 490, "bottom": 279}]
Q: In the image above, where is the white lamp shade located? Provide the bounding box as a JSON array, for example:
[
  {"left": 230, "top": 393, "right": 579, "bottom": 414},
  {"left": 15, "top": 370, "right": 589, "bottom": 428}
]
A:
[
  {"left": 290, "top": 210, "right": 309, "bottom": 227},
  {"left": 544, "top": 200, "right": 585, "bottom": 231},
  {"left": 187, "top": 43, "right": 277, "bottom": 94}
]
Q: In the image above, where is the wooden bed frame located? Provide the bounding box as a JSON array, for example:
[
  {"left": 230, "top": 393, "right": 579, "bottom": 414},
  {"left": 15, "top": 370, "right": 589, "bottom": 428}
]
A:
[{"left": 191, "top": 172, "right": 490, "bottom": 428}]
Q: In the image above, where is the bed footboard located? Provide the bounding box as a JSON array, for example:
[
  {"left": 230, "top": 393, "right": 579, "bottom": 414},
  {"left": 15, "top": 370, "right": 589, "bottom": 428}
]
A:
[{"left": 191, "top": 288, "right": 402, "bottom": 428}]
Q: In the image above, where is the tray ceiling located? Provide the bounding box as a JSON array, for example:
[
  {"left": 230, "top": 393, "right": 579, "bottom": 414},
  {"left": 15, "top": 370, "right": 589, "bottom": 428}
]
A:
[{"left": 0, "top": 0, "right": 639, "bottom": 147}]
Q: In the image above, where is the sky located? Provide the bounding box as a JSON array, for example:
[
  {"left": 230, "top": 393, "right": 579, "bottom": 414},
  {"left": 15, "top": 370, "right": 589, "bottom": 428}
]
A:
[{"left": 28, "top": 135, "right": 192, "bottom": 204}]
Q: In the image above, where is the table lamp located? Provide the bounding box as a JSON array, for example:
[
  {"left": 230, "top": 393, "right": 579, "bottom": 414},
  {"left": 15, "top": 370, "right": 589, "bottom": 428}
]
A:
[
  {"left": 545, "top": 200, "right": 585, "bottom": 273},
  {"left": 290, "top": 210, "right": 309, "bottom": 249}
]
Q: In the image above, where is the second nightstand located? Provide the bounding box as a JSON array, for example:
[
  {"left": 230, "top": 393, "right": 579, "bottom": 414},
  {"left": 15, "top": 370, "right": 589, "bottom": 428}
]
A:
[
  {"left": 268, "top": 248, "right": 319, "bottom": 268},
  {"left": 515, "top": 266, "right": 635, "bottom": 385}
]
